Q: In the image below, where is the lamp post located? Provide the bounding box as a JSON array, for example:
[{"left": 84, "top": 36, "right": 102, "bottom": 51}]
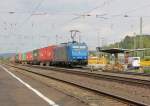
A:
[
  {"left": 124, "top": 15, "right": 143, "bottom": 36},
  {"left": 124, "top": 15, "right": 144, "bottom": 58}
]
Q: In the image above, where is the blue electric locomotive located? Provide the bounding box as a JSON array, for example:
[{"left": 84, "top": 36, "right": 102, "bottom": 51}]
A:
[{"left": 54, "top": 41, "right": 88, "bottom": 66}]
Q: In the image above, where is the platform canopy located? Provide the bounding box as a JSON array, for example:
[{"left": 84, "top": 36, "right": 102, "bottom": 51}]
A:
[{"left": 96, "top": 48, "right": 127, "bottom": 54}]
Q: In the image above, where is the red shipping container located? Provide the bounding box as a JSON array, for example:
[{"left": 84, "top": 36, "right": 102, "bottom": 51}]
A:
[
  {"left": 26, "top": 52, "right": 33, "bottom": 62},
  {"left": 18, "top": 53, "right": 22, "bottom": 62},
  {"left": 39, "top": 46, "right": 56, "bottom": 62}
]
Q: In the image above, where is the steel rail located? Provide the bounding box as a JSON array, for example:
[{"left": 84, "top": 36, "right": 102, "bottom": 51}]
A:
[{"left": 23, "top": 64, "right": 150, "bottom": 86}]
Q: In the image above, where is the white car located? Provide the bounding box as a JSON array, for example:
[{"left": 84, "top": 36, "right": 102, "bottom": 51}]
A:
[{"left": 128, "top": 57, "right": 140, "bottom": 69}]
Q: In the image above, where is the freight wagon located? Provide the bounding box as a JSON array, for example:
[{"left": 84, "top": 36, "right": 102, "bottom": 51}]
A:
[
  {"left": 26, "top": 51, "right": 33, "bottom": 64},
  {"left": 18, "top": 53, "right": 22, "bottom": 63},
  {"left": 32, "top": 49, "right": 39, "bottom": 65},
  {"left": 15, "top": 54, "right": 19, "bottom": 63},
  {"left": 22, "top": 53, "right": 26, "bottom": 64},
  {"left": 38, "top": 46, "right": 56, "bottom": 66}
]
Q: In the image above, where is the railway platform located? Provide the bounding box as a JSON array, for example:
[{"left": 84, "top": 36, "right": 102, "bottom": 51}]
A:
[
  {"left": 0, "top": 64, "right": 89, "bottom": 106},
  {"left": 0, "top": 65, "right": 51, "bottom": 106}
]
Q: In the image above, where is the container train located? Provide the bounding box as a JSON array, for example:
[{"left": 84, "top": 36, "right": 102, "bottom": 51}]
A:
[{"left": 13, "top": 41, "right": 88, "bottom": 67}]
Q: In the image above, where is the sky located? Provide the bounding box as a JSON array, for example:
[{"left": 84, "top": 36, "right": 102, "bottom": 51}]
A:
[{"left": 0, "top": 0, "right": 150, "bottom": 53}]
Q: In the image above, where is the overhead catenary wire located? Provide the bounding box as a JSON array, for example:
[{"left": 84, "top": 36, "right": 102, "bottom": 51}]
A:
[
  {"left": 109, "top": 3, "right": 150, "bottom": 18},
  {"left": 51, "top": 0, "right": 115, "bottom": 33},
  {"left": 15, "top": 0, "right": 45, "bottom": 30},
  {"left": 1, "top": 0, "right": 45, "bottom": 37},
  {"left": 12, "top": 0, "right": 45, "bottom": 52},
  {"left": 62, "top": 0, "right": 114, "bottom": 24}
]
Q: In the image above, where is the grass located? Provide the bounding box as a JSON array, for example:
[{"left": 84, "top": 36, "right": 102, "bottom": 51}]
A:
[{"left": 144, "top": 69, "right": 150, "bottom": 73}]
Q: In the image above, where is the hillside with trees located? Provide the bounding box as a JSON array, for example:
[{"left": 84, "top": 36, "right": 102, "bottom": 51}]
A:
[
  {"left": 108, "top": 35, "right": 150, "bottom": 49},
  {"left": 105, "top": 35, "right": 150, "bottom": 58}
]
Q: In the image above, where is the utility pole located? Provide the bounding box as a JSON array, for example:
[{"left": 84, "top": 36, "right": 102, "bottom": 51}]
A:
[
  {"left": 140, "top": 17, "right": 144, "bottom": 58},
  {"left": 140, "top": 17, "right": 143, "bottom": 49},
  {"left": 101, "top": 37, "right": 105, "bottom": 47},
  {"left": 56, "top": 35, "right": 58, "bottom": 44},
  {"left": 97, "top": 32, "right": 100, "bottom": 47},
  {"left": 133, "top": 32, "right": 136, "bottom": 56},
  {"left": 124, "top": 15, "right": 144, "bottom": 57},
  {"left": 140, "top": 17, "right": 143, "bottom": 35}
]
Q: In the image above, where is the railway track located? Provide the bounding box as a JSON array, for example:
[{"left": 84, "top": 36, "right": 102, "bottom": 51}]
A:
[
  {"left": 106, "top": 71, "right": 150, "bottom": 77},
  {"left": 5, "top": 63, "right": 150, "bottom": 106},
  {"left": 21, "top": 64, "right": 150, "bottom": 86}
]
